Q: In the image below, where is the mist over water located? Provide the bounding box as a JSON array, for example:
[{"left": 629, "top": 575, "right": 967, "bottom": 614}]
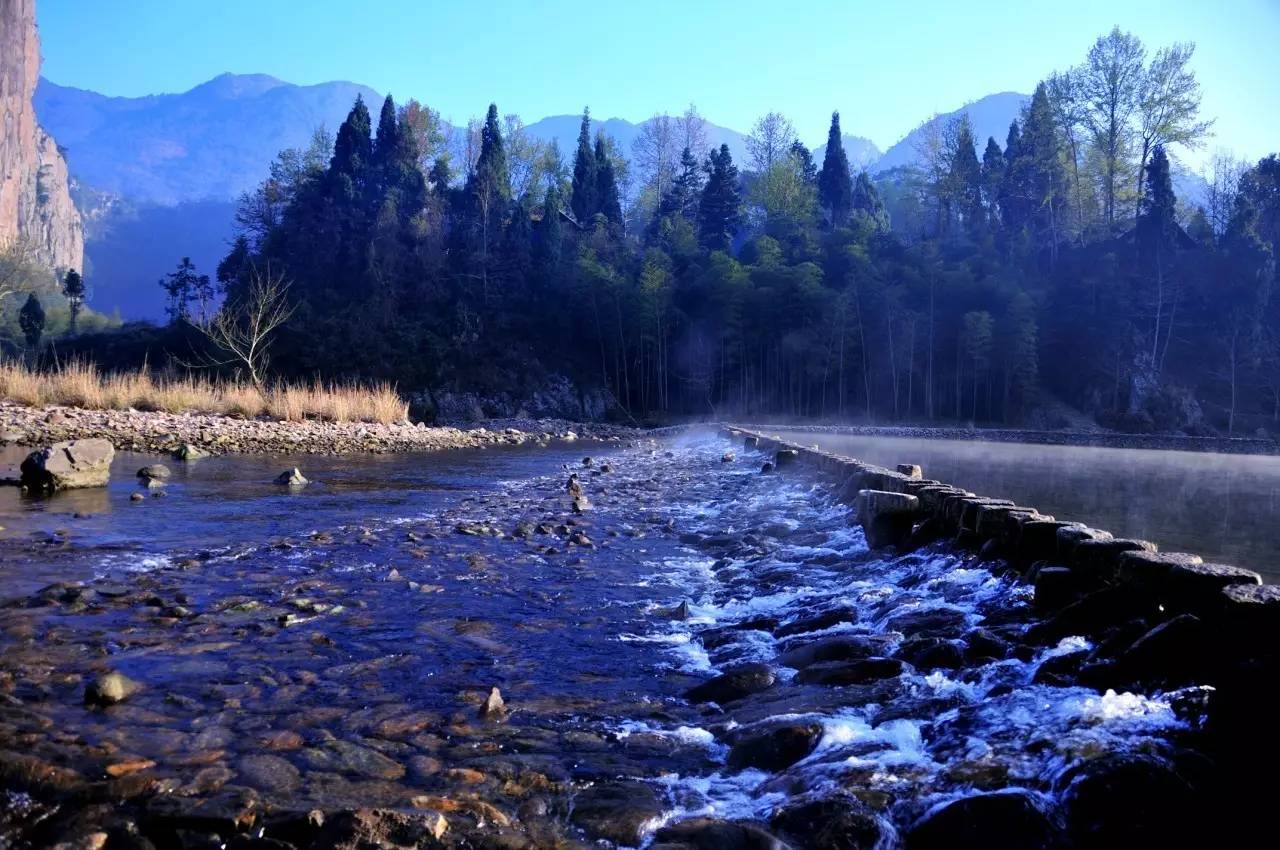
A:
[{"left": 766, "top": 430, "right": 1280, "bottom": 581}]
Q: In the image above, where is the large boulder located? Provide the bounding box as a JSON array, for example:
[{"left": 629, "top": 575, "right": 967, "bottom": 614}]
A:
[
  {"left": 770, "top": 797, "right": 886, "bottom": 850},
  {"left": 20, "top": 438, "right": 114, "bottom": 491},
  {"left": 1059, "top": 754, "right": 1202, "bottom": 849},
  {"left": 570, "top": 781, "right": 667, "bottom": 846},
  {"left": 653, "top": 818, "right": 791, "bottom": 850},
  {"left": 906, "top": 791, "right": 1062, "bottom": 850},
  {"left": 726, "top": 721, "right": 824, "bottom": 771}
]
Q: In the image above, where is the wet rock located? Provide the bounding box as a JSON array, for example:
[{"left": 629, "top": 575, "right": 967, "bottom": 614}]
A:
[
  {"left": 1219, "top": 583, "right": 1280, "bottom": 639},
  {"left": 776, "top": 635, "right": 881, "bottom": 669},
  {"left": 774, "top": 449, "right": 799, "bottom": 468},
  {"left": 310, "top": 809, "right": 448, "bottom": 850},
  {"left": 1060, "top": 754, "right": 1201, "bottom": 849},
  {"left": 726, "top": 721, "right": 824, "bottom": 771},
  {"left": 274, "top": 468, "right": 309, "bottom": 489},
  {"left": 570, "top": 780, "right": 666, "bottom": 845},
  {"left": 885, "top": 607, "right": 968, "bottom": 639},
  {"left": 653, "top": 818, "right": 792, "bottom": 850},
  {"left": 1026, "top": 586, "right": 1156, "bottom": 644},
  {"left": 137, "top": 464, "right": 171, "bottom": 482},
  {"left": 896, "top": 463, "right": 923, "bottom": 479},
  {"left": 895, "top": 637, "right": 964, "bottom": 670},
  {"left": 770, "top": 797, "right": 885, "bottom": 850},
  {"left": 303, "top": 740, "right": 405, "bottom": 780},
  {"left": 130, "top": 492, "right": 145, "bottom": 502},
  {"left": 1032, "top": 649, "right": 1089, "bottom": 686},
  {"left": 857, "top": 490, "right": 920, "bottom": 549},
  {"left": 1034, "top": 566, "right": 1078, "bottom": 612},
  {"left": 722, "top": 452, "right": 735, "bottom": 463},
  {"left": 1117, "top": 613, "right": 1206, "bottom": 683},
  {"left": 237, "top": 754, "right": 302, "bottom": 794},
  {"left": 794, "top": 657, "right": 903, "bottom": 686},
  {"left": 962, "top": 628, "right": 1012, "bottom": 661},
  {"left": 20, "top": 438, "right": 114, "bottom": 491},
  {"left": 905, "top": 791, "right": 1061, "bottom": 850},
  {"left": 85, "top": 671, "right": 140, "bottom": 706},
  {"left": 480, "top": 687, "right": 506, "bottom": 719},
  {"left": 685, "top": 663, "right": 776, "bottom": 704},
  {"left": 173, "top": 443, "right": 209, "bottom": 461},
  {"left": 774, "top": 608, "right": 858, "bottom": 638},
  {"left": 761, "top": 462, "right": 774, "bottom": 474},
  {"left": 1164, "top": 562, "right": 1260, "bottom": 612}
]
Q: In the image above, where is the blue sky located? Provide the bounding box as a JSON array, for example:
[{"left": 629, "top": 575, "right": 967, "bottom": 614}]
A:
[{"left": 37, "top": 0, "right": 1280, "bottom": 165}]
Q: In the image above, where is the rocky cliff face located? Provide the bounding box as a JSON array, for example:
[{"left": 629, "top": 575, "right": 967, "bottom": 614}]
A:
[{"left": 0, "top": 0, "right": 83, "bottom": 275}]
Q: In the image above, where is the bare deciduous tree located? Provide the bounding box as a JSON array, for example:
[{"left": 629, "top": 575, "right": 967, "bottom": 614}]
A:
[
  {"left": 1134, "top": 42, "right": 1213, "bottom": 215},
  {"left": 193, "top": 267, "right": 294, "bottom": 389},
  {"left": 746, "top": 112, "right": 796, "bottom": 172},
  {"left": 0, "top": 239, "right": 43, "bottom": 305}
]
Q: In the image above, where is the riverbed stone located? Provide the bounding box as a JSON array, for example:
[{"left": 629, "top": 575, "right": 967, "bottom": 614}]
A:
[
  {"left": 726, "top": 721, "right": 823, "bottom": 771},
  {"left": 20, "top": 438, "right": 114, "bottom": 491},
  {"left": 84, "top": 671, "right": 140, "bottom": 706},
  {"left": 905, "top": 791, "right": 1061, "bottom": 850},
  {"left": 775, "top": 635, "right": 881, "bottom": 669},
  {"left": 794, "top": 657, "right": 903, "bottom": 686},
  {"left": 685, "top": 663, "right": 776, "bottom": 704},
  {"left": 770, "top": 797, "right": 885, "bottom": 850},
  {"left": 137, "top": 464, "right": 171, "bottom": 481},
  {"left": 570, "top": 781, "right": 666, "bottom": 845},
  {"left": 274, "top": 468, "right": 309, "bottom": 489},
  {"left": 1060, "top": 754, "right": 1200, "bottom": 849},
  {"left": 653, "top": 818, "right": 792, "bottom": 850}
]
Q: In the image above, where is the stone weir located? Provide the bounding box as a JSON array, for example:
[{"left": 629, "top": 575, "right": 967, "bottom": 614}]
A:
[{"left": 725, "top": 425, "right": 1280, "bottom": 834}]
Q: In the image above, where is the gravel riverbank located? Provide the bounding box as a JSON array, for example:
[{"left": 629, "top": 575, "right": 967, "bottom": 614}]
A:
[{"left": 0, "top": 402, "right": 637, "bottom": 457}]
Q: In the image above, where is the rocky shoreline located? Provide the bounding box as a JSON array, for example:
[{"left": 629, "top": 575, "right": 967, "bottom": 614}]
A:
[{"left": 0, "top": 402, "right": 637, "bottom": 458}]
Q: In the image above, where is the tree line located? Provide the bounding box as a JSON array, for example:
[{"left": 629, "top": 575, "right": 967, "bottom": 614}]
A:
[{"left": 44, "top": 27, "right": 1280, "bottom": 433}]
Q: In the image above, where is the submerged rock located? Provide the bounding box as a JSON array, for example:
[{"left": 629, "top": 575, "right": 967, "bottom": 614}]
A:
[
  {"left": 793, "top": 657, "right": 903, "bottom": 686},
  {"left": 1060, "top": 754, "right": 1201, "bottom": 849},
  {"left": 137, "top": 463, "right": 171, "bottom": 481},
  {"left": 685, "top": 662, "right": 776, "bottom": 704},
  {"left": 20, "top": 438, "right": 114, "bottom": 491}
]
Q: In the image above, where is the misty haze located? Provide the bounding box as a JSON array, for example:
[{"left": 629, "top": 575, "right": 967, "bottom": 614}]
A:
[{"left": 2, "top": 1, "right": 1279, "bottom": 848}]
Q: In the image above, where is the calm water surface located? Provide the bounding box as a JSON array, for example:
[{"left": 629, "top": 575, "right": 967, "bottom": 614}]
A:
[{"left": 769, "top": 430, "right": 1280, "bottom": 581}]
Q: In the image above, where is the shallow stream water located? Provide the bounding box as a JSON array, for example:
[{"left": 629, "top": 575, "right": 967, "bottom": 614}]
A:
[{"left": 0, "top": 431, "right": 1205, "bottom": 847}]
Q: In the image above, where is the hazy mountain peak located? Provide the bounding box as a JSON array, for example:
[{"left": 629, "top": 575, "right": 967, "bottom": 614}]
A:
[{"left": 188, "top": 72, "right": 288, "bottom": 99}]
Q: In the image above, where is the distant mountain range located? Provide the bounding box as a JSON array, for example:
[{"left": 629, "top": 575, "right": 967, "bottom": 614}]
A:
[{"left": 32, "top": 73, "right": 1207, "bottom": 320}]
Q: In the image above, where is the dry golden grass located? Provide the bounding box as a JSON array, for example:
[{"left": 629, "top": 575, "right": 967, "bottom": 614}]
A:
[{"left": 0, "top": 359, "right": 408, "bottom": 425}]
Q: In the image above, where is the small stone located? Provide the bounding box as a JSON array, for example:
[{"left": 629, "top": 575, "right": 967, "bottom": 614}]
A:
[
  {"left": 130, "top": 492, "right": 145, "bottom": 502},
  {"left": 480, "top": 687, "right": 505, "bottom": 718},
  {"left": 137, "top": 464, "right": 171, "bottom": 481},
  {"left": 721, "top": 452, "right": 735, "bottom": 463},
  {"left": 274, "top": 468, "right": 309, "bottom": 488},
  {"left": 85, "top": 671, "right": 140, "bottom": 706}
]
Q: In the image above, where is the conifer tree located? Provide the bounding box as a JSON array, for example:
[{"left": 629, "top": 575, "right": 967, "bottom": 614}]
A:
[
  {"left": 790, "top": 141, "right": 818, "bottom": 186},
  {"left": 817, "top": 112, "right": 853, "bottom": 227},
  {"left": 698, "top": 144, "right": 743, "bottom": 251},
  {"left": 1020, "top": 82, "right": 1066, "bottom": 256},
  {"left": 19, "top": 292, "right": 44, "bottom": 353},
  {"left": 374, "top": 94, "right": 400, "bottom": 168},
  {"left": 534, "top": 184, "right": 564, "bottom": 279},
  {"left": 999, "top": 120, "right": 1026, "bottom": 232},
  {"left": 851, "top": 171, "right": 889, "bottom": 231},
  {"left": 594, "top": 133, "right": 623, "bottom": 230},
  {"left": 948, "top": 118, "right": 983, "bottom": 234},
  {"left": 61, "top": 269, "right": 85, "bottom": 335},
  {"left": 570, "top": 109, "right": 597, "bottom": 223},
  {"left": 332, "top": 96, "right": 373, "bottom": 181},
  {"left": 980, "top": 137, "right": 1004, "bottom": 222}
]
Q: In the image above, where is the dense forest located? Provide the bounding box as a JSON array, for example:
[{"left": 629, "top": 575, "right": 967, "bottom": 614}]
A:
[{"left": 18, "top": 28, "right": 1280, "bottom": 433}]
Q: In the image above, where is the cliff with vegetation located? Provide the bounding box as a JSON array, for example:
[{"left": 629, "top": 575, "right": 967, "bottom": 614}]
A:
[{"left": 0, "top": 0, "right": 82, "bottom": 275}]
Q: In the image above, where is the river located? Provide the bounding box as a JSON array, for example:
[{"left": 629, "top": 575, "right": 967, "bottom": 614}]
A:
[
  {"left": 765, "top": 429, "right": 1280, "bottom": 582},
  {"left": 0, "top": 431, "right": 1224, "bottom": 847}
]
